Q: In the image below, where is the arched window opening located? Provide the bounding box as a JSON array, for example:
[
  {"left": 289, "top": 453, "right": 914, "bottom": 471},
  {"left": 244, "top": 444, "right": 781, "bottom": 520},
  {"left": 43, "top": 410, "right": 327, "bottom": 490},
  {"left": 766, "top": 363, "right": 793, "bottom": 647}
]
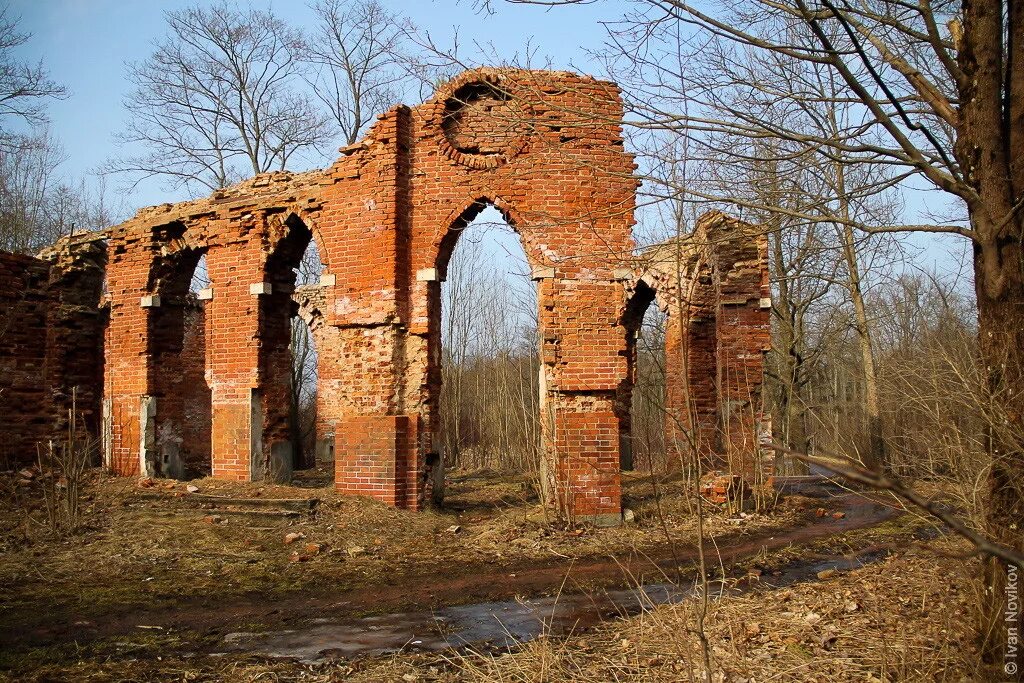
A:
[
  {"left": 289, "top": 237, "right": 324, "bottom": 479},
  {"left": 630, "top": 299, "right": 667, "bottom": 473},
  {"left": 439, "top": 205, "right": 540, "bottom": 494},
  {"left": 149, "top": 243, "right": 211, "bottom": 479},
  {"left": 294, "top": 236, "right": 323, "bottom": 286},
  {"left": 261, "top": 215, "right": 326, "bottom": 483},
  {"left": 189, "top": 253, "right": 209, "bottom": 293},
  {"left": 289, "top": 314, "right": 320, "bottom": 476}
]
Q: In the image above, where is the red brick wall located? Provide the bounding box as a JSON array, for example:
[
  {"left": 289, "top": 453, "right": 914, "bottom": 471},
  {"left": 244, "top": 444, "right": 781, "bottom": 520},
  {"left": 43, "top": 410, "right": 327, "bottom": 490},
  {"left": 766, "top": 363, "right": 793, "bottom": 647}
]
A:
[
  {"left": 636, "top": 212, "right": 771, "bottom": 483},
  {"left": 0, "top": 252, "right": 54, "bottom": 464},
  {"left": 0, "top": 236, "right": 106, "bottom": 466},
  {"left": 100, "top": 68, "right": 770, "bottom": 521}
]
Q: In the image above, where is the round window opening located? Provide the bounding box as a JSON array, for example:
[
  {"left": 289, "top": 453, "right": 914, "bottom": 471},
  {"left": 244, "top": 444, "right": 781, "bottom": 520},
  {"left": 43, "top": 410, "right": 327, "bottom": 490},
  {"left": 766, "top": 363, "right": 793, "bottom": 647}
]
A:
[{"left": 441, "top": 81, "right": 527, "bottom": 165}]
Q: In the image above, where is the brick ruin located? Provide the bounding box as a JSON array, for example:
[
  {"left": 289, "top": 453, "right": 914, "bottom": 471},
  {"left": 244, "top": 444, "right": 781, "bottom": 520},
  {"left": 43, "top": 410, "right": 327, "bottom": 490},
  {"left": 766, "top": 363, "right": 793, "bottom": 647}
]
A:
[
  {"left": 0, "top": 68, "right": 770, "bottom": 524},
  {"left": 0, "top": 235, "right": 107, "bottom": 464}
]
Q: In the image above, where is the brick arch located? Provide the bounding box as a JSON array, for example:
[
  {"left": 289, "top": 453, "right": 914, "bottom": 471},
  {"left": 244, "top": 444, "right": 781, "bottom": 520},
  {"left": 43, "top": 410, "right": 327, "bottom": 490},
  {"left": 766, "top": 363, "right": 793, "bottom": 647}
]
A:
[
  {"left": 136, "top": 221, "right": 214, "bottom": 479},
  {"left": 105, "top": 68, "right": 770, "bottom": 525},
  {"left": 258, "top": 210, "right": 328, "bottom": 477},
  {"left": 145, "top": 221, "right": 207, "bottom": 295},
  {"left": 615, "top": 278, "right": 659, "bottom": 472},
  {"left": 431, "top": 195, "right": 537, "bottom": 277},
  {"left": 277, "top": 208, "right": 330, "bottom": 275},
  {"left": 420, "top": 193, "right": 543, "bottom": 495}
]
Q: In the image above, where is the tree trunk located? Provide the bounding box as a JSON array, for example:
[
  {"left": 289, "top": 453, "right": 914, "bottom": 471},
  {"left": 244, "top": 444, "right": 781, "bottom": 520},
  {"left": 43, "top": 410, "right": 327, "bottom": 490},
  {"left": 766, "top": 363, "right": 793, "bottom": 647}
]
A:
[
  {"left": 770, "top": 222, "right": 810, "bottom": 474},
  {"left": 974, "top": 239, "right": 1024, "bottom": 665},
  {"left": 833, "top": 155, "right": 885, "bottom": 471},
  {"left": 956, "top": 0, "right": 1024, "bottom": 663},
  {"left": 842, "top": 222, "right": 885, "bottom": 471}
]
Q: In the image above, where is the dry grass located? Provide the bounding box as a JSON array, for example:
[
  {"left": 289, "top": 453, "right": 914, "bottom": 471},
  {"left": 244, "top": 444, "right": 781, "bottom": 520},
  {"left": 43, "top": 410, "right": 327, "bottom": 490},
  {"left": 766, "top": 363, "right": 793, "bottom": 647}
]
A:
[
  {"left": 449, "top": 537, "right": 983, "bottom": 682},
  {"left": 0, "top": 467, "right": 805, "bottom": 634},
  {"left": 1, "top": 535, "right": 985, "bottom": 682}
]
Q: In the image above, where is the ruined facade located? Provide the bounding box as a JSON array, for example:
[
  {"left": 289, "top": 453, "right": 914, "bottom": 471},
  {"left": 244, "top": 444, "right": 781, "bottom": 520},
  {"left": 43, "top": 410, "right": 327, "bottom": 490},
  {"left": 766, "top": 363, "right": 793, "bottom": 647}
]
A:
[
  {"left": 628, "top": 214, "right": 773, "bottom": 483},
  {"left": 0, "top": 69, "right": 769, "bottom": 524},
  {"left": 0, "top": 234, "right": 107, "bottom": 463}
]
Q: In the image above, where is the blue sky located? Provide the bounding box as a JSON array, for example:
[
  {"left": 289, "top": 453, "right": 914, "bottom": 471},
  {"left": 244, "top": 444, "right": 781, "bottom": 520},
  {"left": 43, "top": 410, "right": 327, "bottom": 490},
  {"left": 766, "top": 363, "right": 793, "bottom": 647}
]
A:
[
  {"left": 8, "top": 0, "right": 968, "bottom": 280},
  {"left": 9, "top": 0, "right": 622, "bottom": 212}
]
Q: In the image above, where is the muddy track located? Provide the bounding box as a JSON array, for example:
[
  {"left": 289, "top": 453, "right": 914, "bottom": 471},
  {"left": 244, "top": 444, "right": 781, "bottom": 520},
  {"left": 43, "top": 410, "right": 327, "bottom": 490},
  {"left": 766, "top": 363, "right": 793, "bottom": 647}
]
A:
[{"left": 0, "top": 489, "right": 898, "bottom": 651}]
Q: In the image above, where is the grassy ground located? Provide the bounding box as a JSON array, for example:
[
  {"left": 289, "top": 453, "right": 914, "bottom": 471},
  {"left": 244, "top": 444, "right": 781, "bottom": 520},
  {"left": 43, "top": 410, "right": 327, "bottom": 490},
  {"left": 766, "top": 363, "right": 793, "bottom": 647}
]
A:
[
  {"left": 0, "top": 467, "right": 804, "bottom": 634},
  {"left": 1, "top": 466, "right": 978, "bottom": 681},
  {"left": 0, "top": 516, "right": 986, "bottom": 682}
]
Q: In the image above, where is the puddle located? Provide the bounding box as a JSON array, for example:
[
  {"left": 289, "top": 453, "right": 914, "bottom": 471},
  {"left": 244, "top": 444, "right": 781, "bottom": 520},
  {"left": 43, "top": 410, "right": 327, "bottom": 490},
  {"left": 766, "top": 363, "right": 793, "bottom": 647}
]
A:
[
  {"left": 220, "top": 485, "right": 911, "bottom": 663},
  {"left": 220, "top": 547, "right": 892, "bottom": 662}
]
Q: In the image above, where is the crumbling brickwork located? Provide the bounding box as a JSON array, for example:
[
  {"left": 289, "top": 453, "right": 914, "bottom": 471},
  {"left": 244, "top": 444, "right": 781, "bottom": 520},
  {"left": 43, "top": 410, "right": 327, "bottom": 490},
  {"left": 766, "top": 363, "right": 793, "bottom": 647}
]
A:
[
  {"left": 0, "top": 234, "right": 107, "bottom": 465},
  {"left": 0, "top": 251, "right": 53, "bottom": 463},
  {"left": 629, "top": 213, "right": 773, "bottom": 483},
  {"left": 92, "top": 68, "right": 770, "bottom": 523}
]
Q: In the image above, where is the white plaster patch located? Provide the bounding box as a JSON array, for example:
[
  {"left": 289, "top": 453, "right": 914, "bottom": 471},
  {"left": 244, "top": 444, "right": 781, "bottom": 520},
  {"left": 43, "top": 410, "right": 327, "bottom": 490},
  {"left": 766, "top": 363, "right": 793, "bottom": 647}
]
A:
[
  {"left": 334, "top": 296, "right": 357, "bottom": 315},
  {"left": 531, "top": 266, "right": 555, "bottom": 280}
]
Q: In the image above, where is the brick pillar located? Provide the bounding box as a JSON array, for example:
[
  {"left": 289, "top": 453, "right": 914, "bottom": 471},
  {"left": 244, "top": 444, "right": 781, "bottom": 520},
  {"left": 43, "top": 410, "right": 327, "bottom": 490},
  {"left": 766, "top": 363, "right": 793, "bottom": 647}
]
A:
[
  {"left": 716, "top": 302, "right": 767, "bottom": 481},
  {"left": 322, "top": 105, "right": 421, "bottom": 509},
  {"left": 664, "top": 294, "right": 719, "bottom": 470},
  {"left": 553, "top": 408, "right": 621, "bottom": 525},
  {"left": 105, "top": 233, "right": 158, "bottom": 477},
  {"left": 707, "top": 215, "right": 771, "bottom": 484},
  {"left": 335, "top": 413, "right": 418, "bottom": 506},
  {"left": 205, "top": 238, "right": 264, "bottom": 481},
  {"left": 541, "top": 278, "right": 623, "bottom": 526}
]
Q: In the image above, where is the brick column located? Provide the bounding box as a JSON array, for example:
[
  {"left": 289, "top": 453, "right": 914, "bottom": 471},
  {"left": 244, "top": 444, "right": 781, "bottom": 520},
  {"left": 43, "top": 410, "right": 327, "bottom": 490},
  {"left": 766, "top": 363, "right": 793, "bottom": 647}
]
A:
[
  {"left": 320, "top": 105, "right": 421, "bottom": 508},
  {"left": 104, "top": 232, "right": 158, "bottom": 477},
  {"left": 542, "top": 278, "right": 623, "bottom": 526},
  {"left": 664, "top": 290, "right": 719, "bottom": 470},
  {"left": 707, "top": 215, "right": 771, "bottom": 483},
  {"left": 205, "top": 238, "right": 264, "bottom": 481}
]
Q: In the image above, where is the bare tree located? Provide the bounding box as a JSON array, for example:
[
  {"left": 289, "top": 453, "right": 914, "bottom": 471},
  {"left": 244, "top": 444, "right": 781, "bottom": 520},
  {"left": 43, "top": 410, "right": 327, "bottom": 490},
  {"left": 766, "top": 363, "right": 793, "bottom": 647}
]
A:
[
  {"left": 112, "top": 2, "right": 330, "bottom": 193},
  {"left": 304, "top": 0, "right": 411, "bottom": 147},
  {"left": 0, "top": 6, "right": 66, "bottom": 148},
  {"left": 289, "top": 242, "right": 323, "bottom": 469},
  {"left": 0, "top": 128, "right": 64, "bottom": 252},
  {"left": 531, "top": 0, "right": 1020, "bottom": 660}
]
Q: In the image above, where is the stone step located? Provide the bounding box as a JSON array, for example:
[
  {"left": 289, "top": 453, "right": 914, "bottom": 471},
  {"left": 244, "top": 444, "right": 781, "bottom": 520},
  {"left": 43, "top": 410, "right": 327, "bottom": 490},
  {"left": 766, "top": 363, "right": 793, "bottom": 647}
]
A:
[
  {"left": 136, "top": 491, "right": 319, "bottom": 514},
  {"left": 188, "top": 493, "right": 319, "bottom": 512}
]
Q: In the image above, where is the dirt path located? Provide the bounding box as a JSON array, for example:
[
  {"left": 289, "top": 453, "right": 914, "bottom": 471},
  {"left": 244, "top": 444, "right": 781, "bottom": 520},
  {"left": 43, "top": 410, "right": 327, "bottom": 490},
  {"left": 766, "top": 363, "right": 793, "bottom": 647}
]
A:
[{"left": 1, "top": 489, "right": 898, "bottom": 651}]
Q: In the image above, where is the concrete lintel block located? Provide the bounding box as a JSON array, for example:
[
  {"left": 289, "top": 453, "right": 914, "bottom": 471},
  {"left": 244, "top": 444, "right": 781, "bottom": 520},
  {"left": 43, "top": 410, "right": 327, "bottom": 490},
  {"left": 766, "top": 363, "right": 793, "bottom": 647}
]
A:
[
  {"left": 319, "top": 273, "right": 337, "bottom": 286},
  {"left": 196, "top": 287, "right": 214, "bottom": 301},
  {"left": 416, "top": 267, "right": 439, "bottom": 282},
  {"left": 531, "top": 266, "right": 556, "bottom": 281},
  {"left": 140, "top": 294, "right": 161, "bottom": 308},
  {"left": 612, "top": 267, "right": 633, "bottom": 281},
  {"left": 759, "top": 296, "right": 772, "bottom": 309},
  {"left": 249, "top": 282, "right": 272, "bottom": 296}
]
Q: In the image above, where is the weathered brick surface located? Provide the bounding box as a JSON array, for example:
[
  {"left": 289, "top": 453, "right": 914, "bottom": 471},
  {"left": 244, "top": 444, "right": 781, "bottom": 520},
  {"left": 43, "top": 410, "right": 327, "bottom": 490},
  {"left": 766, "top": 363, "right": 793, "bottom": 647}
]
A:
[
  {"left": 92, "top": 68, "right": 770, "bottom": 521},
  {"left": 632, "top": 212, "right": 772, "bottom": 483},
  {"left": 0, "top": 234, "right": 106, "bottom": 465},
  {"left": 0, "top": 251, "right": 53, "bottom": 463}
]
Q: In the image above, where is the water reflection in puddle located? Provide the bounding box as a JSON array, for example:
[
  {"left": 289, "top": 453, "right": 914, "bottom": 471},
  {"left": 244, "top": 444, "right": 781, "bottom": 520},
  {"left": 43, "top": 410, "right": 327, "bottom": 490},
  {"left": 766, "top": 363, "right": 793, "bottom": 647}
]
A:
[{"left": 220, "top": 548, "right": 891, "bottom": 663}]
